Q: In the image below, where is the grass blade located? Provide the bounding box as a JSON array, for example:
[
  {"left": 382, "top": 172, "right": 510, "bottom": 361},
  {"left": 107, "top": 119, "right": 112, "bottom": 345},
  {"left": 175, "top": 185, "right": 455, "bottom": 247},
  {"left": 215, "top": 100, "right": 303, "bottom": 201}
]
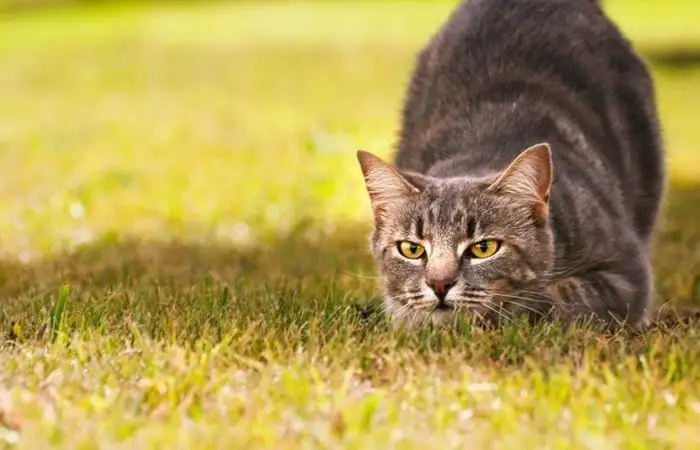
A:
[{"left": 49, "top": 284, "right": 70, "bottom": 341}]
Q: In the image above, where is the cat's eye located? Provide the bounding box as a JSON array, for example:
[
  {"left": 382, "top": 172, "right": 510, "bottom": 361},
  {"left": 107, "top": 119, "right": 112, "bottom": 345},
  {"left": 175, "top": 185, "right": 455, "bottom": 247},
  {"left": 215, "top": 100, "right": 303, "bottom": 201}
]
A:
[
  {"left": 397, "top": 241, "right": 425, "bottom": 259},
  {"left": 468, "top": 239, "right": 501, "bottom": 259}
]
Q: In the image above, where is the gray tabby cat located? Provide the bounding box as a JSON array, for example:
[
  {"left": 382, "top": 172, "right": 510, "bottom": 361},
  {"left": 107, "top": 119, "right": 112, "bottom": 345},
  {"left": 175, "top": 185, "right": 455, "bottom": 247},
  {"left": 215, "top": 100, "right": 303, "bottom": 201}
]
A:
[{"left": 357, "top": 0, "right": 664, "bottom": 329}]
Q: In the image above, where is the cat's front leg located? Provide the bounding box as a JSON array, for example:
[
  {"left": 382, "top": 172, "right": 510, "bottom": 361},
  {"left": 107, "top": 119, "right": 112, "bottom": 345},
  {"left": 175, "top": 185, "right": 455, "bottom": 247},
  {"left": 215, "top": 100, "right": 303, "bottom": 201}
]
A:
[{"left": 545, "top": 259, "right": 653, "bottom": 329}]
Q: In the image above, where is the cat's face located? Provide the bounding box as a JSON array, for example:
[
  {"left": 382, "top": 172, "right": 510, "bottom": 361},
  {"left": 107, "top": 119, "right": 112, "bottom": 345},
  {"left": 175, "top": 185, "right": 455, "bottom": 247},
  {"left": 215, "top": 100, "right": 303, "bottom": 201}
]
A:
[{"left": 357, "top": 144, "right": 555, "bottom": 326}]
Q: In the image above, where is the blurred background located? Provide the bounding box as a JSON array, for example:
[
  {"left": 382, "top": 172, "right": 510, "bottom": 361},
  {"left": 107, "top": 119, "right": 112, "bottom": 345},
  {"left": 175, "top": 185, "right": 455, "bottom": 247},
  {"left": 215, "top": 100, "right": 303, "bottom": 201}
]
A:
[{"left": 0, "top": 0, "right": 699, "bottom": 313}]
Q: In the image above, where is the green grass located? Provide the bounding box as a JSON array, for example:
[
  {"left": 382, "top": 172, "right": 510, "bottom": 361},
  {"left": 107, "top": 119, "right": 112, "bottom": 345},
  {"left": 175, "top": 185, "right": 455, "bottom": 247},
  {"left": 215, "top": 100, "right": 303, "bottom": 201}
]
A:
[{"left": 1, "top": 0, "right": 700, "bottom": 448}]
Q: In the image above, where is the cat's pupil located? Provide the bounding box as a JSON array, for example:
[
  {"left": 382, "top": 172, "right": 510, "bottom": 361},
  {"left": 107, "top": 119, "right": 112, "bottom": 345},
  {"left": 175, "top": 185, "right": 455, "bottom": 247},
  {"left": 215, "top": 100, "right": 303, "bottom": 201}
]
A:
[
  {"left": 409, "top": 243, "right": 418, "bottom": 253},
  {"left": 478, "top": 242, "right": 488, "bottom": 252}
]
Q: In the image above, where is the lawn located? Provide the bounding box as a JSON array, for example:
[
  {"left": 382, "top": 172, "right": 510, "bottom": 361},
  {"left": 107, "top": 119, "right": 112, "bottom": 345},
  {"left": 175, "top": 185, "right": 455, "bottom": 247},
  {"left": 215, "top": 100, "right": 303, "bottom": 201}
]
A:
[{"left": 1, "top": 0, "right": 700, "bottom": 448}]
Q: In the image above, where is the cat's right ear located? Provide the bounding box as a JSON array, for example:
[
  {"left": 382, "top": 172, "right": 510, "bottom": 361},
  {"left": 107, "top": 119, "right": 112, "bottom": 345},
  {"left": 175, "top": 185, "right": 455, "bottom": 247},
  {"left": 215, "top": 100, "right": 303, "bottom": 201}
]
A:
[{"left": 356, "top": 150, "right": 426, "bottom": 220}]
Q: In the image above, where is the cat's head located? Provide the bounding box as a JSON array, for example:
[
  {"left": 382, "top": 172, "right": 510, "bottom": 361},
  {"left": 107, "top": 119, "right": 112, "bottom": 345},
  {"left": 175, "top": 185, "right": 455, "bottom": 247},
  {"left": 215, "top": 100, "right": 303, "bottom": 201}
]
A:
[{"left": 357, "top": 143, "right": 555, "bottom": 326}]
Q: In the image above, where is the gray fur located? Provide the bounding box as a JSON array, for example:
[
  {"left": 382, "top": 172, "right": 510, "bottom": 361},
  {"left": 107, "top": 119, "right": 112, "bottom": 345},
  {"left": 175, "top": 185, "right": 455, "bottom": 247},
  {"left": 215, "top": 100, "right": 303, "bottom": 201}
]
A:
[{"left": 357, "top": 0, "right": 664, "bottom": 329}]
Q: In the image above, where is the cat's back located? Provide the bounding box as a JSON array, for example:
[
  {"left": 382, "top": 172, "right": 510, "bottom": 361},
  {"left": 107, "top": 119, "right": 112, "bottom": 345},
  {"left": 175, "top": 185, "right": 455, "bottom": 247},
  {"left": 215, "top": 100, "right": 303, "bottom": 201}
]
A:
[
  {"left": 417, "top": 0, "right": 627, "bottom": 87},
  {"left": 429, "top": 0, "right": 612, "bottom": 72},
  {"left": 398, "top": 0, "right": 637, "bottom": 146},
  {"left": 395, "top": 0, "right": 663, "bottom": 240}
]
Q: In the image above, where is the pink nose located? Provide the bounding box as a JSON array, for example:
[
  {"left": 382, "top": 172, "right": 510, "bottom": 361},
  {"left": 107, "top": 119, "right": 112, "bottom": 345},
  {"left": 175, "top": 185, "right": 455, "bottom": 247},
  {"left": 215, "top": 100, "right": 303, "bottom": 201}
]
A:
[{"left": 428, "top": 278, "right": 456, "bottom": 300}]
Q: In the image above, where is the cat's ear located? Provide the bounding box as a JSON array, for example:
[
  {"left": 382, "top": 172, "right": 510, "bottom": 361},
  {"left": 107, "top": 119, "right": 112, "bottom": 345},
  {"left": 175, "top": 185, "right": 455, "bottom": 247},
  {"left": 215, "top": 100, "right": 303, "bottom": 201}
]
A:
[
  {"left": 488, "top": 143, "right": 552, "bottom": 219},
  {"left": 356, "top": 150, "right": 427, "bottom": 219}
]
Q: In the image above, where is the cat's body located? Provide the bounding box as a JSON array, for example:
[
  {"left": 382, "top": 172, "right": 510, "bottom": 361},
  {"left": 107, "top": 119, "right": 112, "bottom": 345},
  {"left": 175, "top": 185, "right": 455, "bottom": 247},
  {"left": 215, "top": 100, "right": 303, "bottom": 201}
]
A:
[{"left": 357, "top": 0, "right": 664, "bottom": 328}]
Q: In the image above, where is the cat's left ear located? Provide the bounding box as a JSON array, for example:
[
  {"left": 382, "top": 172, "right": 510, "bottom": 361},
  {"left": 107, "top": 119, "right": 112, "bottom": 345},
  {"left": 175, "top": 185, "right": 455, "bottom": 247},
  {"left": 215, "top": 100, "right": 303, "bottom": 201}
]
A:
[
  {"left": 356, "top": 150, "right": 428, "bottom": 221},
  {"left": 488, "top": 143, "right": 553, "bottom": 220}
]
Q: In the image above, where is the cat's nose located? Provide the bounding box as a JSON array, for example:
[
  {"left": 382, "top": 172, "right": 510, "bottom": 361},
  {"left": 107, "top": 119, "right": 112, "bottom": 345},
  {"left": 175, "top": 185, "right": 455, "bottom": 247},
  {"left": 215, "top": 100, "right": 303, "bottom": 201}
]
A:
[{"left": 428, "top": 278, "right": 456, "bottom": 301}]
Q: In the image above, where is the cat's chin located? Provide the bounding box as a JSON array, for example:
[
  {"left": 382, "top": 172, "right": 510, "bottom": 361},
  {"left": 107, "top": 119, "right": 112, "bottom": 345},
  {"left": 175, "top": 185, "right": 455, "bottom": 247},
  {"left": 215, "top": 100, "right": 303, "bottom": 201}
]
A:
[
  {"left": 427, "top": 309, "right": 457, "bottom": 326},
  {"left": 387, "top": 301, "right": 506, "bottom": 329},
  {"left": 389, "top": 306, "right": 467, "bottom": 329}
]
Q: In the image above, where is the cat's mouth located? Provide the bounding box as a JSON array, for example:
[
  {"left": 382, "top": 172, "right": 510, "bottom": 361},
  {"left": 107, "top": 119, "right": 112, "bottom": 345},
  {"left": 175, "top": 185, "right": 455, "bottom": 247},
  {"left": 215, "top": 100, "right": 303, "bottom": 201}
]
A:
[
  {"left": 433, "top": 302, "right": 453, "bottom": 311},
  {"left": 428, "top": 299, "right": 490, "bottom": 317}
]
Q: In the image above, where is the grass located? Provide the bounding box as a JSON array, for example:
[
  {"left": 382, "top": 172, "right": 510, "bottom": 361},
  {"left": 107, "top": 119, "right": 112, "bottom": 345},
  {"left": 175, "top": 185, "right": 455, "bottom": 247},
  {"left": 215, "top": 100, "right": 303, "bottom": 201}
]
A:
[{"left": 0, "top": 0, "right": 699, "bottom": 448}]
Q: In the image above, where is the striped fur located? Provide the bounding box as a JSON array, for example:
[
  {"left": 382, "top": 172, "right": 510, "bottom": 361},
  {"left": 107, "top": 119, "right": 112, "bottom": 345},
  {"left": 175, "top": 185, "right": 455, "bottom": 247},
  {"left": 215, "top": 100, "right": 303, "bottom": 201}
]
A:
[{"left": 358, "top": 0, "right": 663, "bottom": 329}]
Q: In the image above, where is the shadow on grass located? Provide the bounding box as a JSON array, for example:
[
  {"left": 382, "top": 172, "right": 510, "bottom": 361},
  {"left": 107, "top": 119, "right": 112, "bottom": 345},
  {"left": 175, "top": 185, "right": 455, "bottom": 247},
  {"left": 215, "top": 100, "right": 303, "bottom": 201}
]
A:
[
  {"left": 645, "top": 49, "right": 700, "bottom": 69},
  {"left": 654, "top": 181, "right": 700, "bottom": 294},
  {"left": 0, "top": 224, "right": 375, "bottom": 294},
  {"left": 0, "top": 222, "right": 381, "bottom": 339},
  {"left": 0, "top": 181, "right": 698, "bottom": 339}
]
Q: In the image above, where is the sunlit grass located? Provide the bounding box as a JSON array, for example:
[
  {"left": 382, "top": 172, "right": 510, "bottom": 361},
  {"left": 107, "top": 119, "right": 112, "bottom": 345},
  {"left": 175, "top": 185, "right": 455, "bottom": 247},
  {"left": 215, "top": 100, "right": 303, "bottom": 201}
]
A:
[{"left": 0, "top": 1, "right": 699, "bottom": 448}]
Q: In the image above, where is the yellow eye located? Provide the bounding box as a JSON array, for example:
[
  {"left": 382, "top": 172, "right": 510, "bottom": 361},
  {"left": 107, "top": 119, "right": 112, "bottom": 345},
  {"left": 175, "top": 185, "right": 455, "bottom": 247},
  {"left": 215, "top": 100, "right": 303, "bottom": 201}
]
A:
[
  {"left": 398, "top": 241, "right": 425, "bottom": 259},
  {"left": 469, "top": 240, "right": 501, "bottom": 259}
]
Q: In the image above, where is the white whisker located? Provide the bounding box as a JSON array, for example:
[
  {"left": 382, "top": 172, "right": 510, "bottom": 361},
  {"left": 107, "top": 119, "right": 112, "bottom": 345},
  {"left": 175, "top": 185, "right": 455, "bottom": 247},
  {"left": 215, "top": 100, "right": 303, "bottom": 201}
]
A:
[
  {"left": 484, "top": 290, "right": 563, "bottom": 307},
  {"left": 497, "top": 298, "right": 543, "bottom": 316},
  {"left": 480, "top": 301, "right": 514, "bottom": 324}
]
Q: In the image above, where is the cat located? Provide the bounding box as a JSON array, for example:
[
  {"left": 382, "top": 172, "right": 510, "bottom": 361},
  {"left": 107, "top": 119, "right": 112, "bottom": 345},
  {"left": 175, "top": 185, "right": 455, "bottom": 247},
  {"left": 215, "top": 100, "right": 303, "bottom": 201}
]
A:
[{"left": 356, "top": 0, "right": 665, "bottom": 329}]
